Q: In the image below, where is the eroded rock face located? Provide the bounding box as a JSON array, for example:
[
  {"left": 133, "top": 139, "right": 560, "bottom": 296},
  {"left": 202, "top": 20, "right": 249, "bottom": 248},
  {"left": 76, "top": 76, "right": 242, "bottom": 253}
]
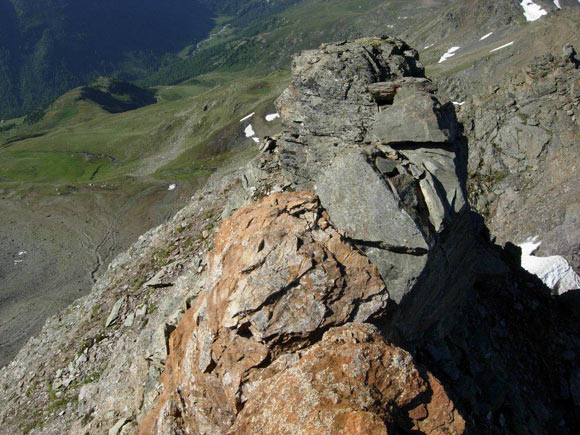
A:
[
  {"left": 463, "top": 49, "right": 580, "bottom": 275},
  {"left": 139, "top": 192, "right": 393, "bottom": 433},
  {"left": 139, "top": 193, "right": 464, "bottom": 434},
  {"left": 233, "top": 323, "right": 465, "bottom": 435},
  {"left": 274, "top": 36, "right": 480, "bottom": 337}
]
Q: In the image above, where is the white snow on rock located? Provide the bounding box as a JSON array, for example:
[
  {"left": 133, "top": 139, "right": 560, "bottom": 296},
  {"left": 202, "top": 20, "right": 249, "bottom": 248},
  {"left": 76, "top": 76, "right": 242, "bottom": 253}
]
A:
[
  {"left": 244, "top": 124, "right": 256, "bottom": 138},
  {"left": 480, "top": 32, "right": 493, "bottom": 41},
  {"left": 452, "top": 101, "right": 465, "bottom": 106},
  {"left": 490, "top": 41, "right": 515, "bottom": 52},
  {"left": 424, "top": 43, "right": 435, "bottom": 50},
  {"left": 18, "top": 251, "right": 27, "bottom": 256},
  {"left": 252, "top": 137, "right": 260, "bottom": 144},
  {"left": 519, "top": 237, "right": 580, "bottom": 295},
  {"left": 520, "top": 0, "right": 548, "bottom": 21},
  {"left": 168, "top": 184, "right": 176, "bottom": 191},
  {"left": 438, "top": 46, "right": 460, "bottom": 63},
  {"left": 265, "top": 113, "right": 280, "bottom": 122},
  {"left": 553, "top": 0, "right": 561, "bottom": 9},
  {"left": 239, "top": 112, "right": 255, "bottom": 122}
]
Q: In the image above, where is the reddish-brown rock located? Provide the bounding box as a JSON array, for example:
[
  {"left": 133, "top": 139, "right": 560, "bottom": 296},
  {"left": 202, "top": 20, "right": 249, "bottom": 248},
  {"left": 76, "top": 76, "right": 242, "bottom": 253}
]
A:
[
  {"left": 138, "top": 192, "right": 464, "bottom": 434},
  {"left": 233, "top": 323, "right": 465, "bottom": 435}
]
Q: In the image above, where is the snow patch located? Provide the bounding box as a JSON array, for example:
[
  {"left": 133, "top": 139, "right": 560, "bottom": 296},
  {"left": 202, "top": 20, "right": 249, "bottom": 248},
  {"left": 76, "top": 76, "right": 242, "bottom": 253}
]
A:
[
  {"left": 520, "top": 1, "right": 548, "bottom": 21},
  {"left": 265, "top": 113, "right": 280, "bottom": 122},
  {"left": 480, "top": 32, "right": 493, "bottom": 41},
  {"left": 553, "top": 0, "right": 561, "bottom": 9},
  {"left": 239, "top": 112, "right": 255, "bottom": 122},
  {"left": 168, "top": 184, "right": 176, "bottom": 191},
  {"left": 452, "top": 101, "right": 465, "bottom": 106},
  {"left": 252, "top": 137, "right": 260, "bottom": 144},
  {"left": 438, "top": 46, "right": 460, "bottom": 63},
  {"left": 244, "top": 124, "right": 256, "bottom": 138},
  {"left": 490, "top": 41, "right": 515, "bottom": 52},
  {"left": 14, "top": 251, "right": 26, "bottom": 265},
  {"left": 424, "top": 43, "right": 435, "bottom": 50},
  {"left": 519, "top": 237, "right": 580, "bottom": 295}
]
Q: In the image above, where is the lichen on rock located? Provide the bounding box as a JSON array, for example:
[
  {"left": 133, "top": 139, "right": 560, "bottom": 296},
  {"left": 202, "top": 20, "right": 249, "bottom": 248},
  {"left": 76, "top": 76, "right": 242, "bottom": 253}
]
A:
[{"left": 138, "top": 192, "right": 463, "bottom": 434}]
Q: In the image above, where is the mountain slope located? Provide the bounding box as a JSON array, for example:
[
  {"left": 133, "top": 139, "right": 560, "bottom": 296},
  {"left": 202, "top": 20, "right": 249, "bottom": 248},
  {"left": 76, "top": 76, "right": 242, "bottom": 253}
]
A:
[
  {"left": 1, "top": 0, "right": 578, "bottom": 372},
  {"left": 1, "top": 31, "right": 579, "bottom": 434},
  {"left": 403, "top": 0, "right": 580, "bottom": 98},
  {"left": 0, "top": 0, "right": 215, "bottom": 119},
  {"left": 0, "top": 0, "right": 579, "bottom": 415},
  {"left": 141, "top": 0, "right": 451, "bottom": 87},
  {"left": 0, "top": 0, "right": 454, "bottom": 369}
]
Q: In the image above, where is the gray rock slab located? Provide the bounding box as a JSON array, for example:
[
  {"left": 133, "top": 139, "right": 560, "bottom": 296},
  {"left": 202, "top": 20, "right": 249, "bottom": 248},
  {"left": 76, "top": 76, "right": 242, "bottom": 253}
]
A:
[
  {"left": 399, "top": 147, "right": 467, "bottom": 221},
  {"left": 315, "top": 152, "right": 427, "bottom": 249},
  {"left": 372, "top": 87, "right": 450, "bottom": 144},
  {"left": 366, "top": 247, "right": 427, "bottom": 304},
  {"left": 105, "top": 297, "right": 126, "bottom": 328},
  {"left": 375, "top": 156, "right": 399, "bottom": 175}
]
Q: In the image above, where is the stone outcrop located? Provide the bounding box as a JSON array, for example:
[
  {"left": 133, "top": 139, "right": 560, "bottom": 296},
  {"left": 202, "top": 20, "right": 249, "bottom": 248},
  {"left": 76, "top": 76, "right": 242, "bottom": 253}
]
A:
[
  {"left": 274, "top": 36, "right": 479, "bottom": 338},
  {"left": 138, "top": 37, "right": 482, "bottom": 434},
  {"left": 138, "top": 192, "right": 464, "bottom": 434}
]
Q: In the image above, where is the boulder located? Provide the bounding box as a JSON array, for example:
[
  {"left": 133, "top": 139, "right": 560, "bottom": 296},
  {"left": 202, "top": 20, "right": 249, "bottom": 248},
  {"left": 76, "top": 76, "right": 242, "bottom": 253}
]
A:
[
  {"left": 372, "top": 87, "right": 451, "bottom": 144},
  {"left": 139, "top": 192, "right": 391, "bottom": 434},
  {"left": 233, "top": 323, "right": 465, "bottom": 435}
]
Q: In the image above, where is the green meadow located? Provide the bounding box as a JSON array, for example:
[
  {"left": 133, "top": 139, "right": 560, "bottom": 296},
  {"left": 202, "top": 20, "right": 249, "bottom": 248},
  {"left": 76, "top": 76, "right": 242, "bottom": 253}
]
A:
[{"left": 0, "top": 70, "right": 289, "bottom": 190}]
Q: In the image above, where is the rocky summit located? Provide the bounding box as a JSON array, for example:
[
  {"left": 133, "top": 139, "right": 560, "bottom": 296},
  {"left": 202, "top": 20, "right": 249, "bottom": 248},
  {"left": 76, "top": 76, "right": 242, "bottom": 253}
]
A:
[
  {"left": 274, "top": 37, "right": 479, "bottom": 340},
  {"left": 1, "top": 34, "right": 580, "bottom": 435}
]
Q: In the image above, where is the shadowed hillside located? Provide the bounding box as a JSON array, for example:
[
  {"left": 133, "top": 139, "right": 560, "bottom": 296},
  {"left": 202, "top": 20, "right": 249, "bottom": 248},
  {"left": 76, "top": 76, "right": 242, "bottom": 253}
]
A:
[{"left": 0, "top": 0, "right": 214, "bottom": 118}]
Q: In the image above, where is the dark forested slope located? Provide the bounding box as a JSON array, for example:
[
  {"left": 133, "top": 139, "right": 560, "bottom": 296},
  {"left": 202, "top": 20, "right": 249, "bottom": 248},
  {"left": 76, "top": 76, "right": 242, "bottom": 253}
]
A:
[{"left": 0, "top": 0, "right": 214, "bottom": 118}]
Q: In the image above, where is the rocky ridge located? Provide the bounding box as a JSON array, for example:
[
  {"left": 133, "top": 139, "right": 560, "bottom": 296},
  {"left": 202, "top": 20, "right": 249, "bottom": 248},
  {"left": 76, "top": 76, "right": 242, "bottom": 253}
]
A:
[
  {"left": 136, "top": 36, "right": 580, "bottom": 434},
  {"left": 271, "top": 38, "right": 480, "bottom": 339},
  {"left": 138, "top": 192, "right": 463, "bottom": 434},
  {"left": 0, "top": 35, "right": 579, "bottom": 435}
]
